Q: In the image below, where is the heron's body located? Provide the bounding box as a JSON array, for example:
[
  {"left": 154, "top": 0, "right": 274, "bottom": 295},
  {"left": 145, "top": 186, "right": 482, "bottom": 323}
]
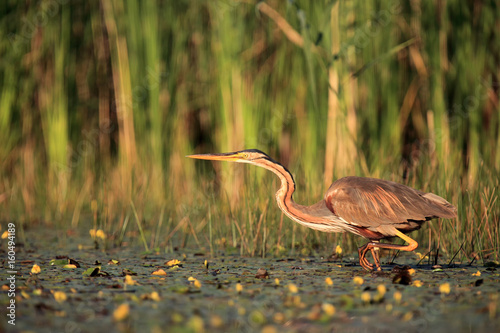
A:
[{"left": 188, "top": 149, "right": 457, "bottom": 270}]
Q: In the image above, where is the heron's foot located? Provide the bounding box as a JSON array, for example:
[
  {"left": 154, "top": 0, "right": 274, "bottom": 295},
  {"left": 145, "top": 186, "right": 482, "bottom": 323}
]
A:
[
  {"left": 358, "top": 244, "right": 374, "bottom": 271},
  {"left": 358, "top": 242, "right": 382, "bottom": 271}
]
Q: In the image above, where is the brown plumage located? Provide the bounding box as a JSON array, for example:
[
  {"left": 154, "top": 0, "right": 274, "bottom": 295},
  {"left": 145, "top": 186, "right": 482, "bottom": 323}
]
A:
[{"left": 188, "top": 149, "right": 457, "bottom": 271}]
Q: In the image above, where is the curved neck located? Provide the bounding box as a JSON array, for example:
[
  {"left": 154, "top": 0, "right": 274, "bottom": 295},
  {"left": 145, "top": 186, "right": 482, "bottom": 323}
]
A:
[
  {"left": 255, "top": 158, "right": 311, "bottom": 223},
  {"left": 253, "top": 158, "right": 343, "bottom": 233}
]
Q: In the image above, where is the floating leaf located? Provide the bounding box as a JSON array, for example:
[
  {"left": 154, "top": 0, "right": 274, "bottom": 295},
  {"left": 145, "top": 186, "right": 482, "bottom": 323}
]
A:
[
  {"left": 108, "top": 259, "right": 121, "bottom": 265},
  {"left": 122, "top": 269, "right": 137, "bottom": 276},
  {"left": 63, "top": 264, "right": 77, "bottom": 269},
  {"left": 50, "top": 259, "right": 69, "bottom": 266},
  {"left": 83, "top": 267, "right": 100, "bottom": 277},
  {"left": 113, "top": 303, "right": 130, "bottom": 322}
]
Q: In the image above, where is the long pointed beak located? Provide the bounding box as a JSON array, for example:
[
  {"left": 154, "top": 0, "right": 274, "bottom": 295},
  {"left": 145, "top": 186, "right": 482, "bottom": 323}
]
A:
[{"left": 186, "top": 152, "right": 244, "bottom": 162}]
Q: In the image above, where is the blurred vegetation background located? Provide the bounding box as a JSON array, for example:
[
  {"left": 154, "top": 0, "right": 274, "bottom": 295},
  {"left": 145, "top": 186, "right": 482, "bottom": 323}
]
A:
[{"left": 1, "top": 0, "right": 499, "bottom": 261}]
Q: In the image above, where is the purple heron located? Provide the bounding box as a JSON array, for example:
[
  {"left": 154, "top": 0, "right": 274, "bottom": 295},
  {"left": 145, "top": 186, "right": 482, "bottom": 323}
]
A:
[{"left": 188, "top": 149, "right": 457, "bottom": 271}]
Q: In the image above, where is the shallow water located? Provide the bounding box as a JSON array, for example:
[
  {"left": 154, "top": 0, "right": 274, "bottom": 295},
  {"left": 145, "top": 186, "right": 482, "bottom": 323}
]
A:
[{"left": 1, "top": 227, "right": 499, "bottom": 333}]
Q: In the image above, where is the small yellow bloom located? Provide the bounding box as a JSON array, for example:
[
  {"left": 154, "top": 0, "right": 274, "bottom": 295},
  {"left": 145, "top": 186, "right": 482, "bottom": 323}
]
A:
[
  {"left": 353, "top": 276, "right": 364, "bottom": 286},
  {"left": 31, "top": 264, "right": 41, "bottom": 274},
  {"left": 472, "top": 271, "right": 481, "bottom": 277},
  {"left": 439, "top": 283, "right": 451, "bottom": 295},
  {"left": 113, "top": 303, "right": 130, "bottom": 322},
  {"left": 274, "top": 278, "right": 280, "bottom": 286},
  {"left": 152, "top": 268, "right": 167, "bottom": 275},
  {"left": 1, "top": 231, "right": 8, "bottom": 239},
  {"left": 96, "top": 229, "right": 106, "bottom": 239},
  {"left": 235, "top": 283, "right": 243, "bottom": 293},
  {"left": 402, "top": 311, "right": 413, "bottom": 321},
  {"left": 393, "top": 291, "right": 402, "bottom": 303},
  {"left": 335, "top": 245, "right": 343, "bottom": 255},
  {"left": 188, "top": 277, "right": 201, "bottom": 289},
  {"left": 361, "top": 292, "right": 371, "bottom": 303},
  {"left": 166, "top": 259, "right": 181, "bottom": 267},
  {"left": 325, "top": 277, "right": 333, "bottom": 286},
  {"left": 408, "top": 268, "right": 416, "bottom": 276},
  {"left": 322, "top": 303, "right": 336, "bottom": 316},
  {"left": 89, "top": 229, "right": 96, "bottom": 237},
  {"left": 124, "top": 275, "right": 139, "bottom": 286},
  {"left": 149, "top": 291, "right": 161, "bottom": 301},
  {"left": 415, "top": 252, "right": 428, "bottom": 260},
  {"left": 377, "top": 284, "right": 387, "bottom": 297},
  {"left": 53, "top": 291, "right": 67, "bottom": 303},
  {"left": 288, "top": 283, "right": 299, "bottom": 294},
  {"left": 413, "top": 280, "right": 423, "bottom": 287}
]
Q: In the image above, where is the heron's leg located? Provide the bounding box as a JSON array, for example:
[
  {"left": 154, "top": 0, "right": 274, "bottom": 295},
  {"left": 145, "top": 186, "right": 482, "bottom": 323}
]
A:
[
  {"left": 358, "top": 243, "right": 374, "bottom": 271},
  {"left": 370, "top": 240, "right": 381, "bottom": 271},
  {"left": 362, "top": 230, "right": 418, "bottom": 269}
]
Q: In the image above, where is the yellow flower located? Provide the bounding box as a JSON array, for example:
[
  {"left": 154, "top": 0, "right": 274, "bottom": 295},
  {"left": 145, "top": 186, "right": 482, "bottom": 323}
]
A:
[
  {"left": 413, "top": 280, "right": 423, "bottom": 287},
  {"left": 113, "top": 303, "right": 130, "bottom": 322},
  {"left": 353, "top": 276, "right": 364, "bottom": 286},
  {"left": 439, "top": 283, "right": 451, "bottom": 295},
  {"left": 472, "top": 271, "right": 481, "bottom": 277},
  {"left": 361, "top": 292, "right": 371, "bottom": 303},
  {"left": 89, "top": 229, "right": 96, "bottom": 237},
  {"left": 53, "top": 291, "right": 67, "bottom": 303},
  {"left": 377, "top": 284, "right": 387, "bottom": 297},
  {"left": 31, "top": 264, "right": 41, "bottom": 274},
  {"left": 393, "top": 291, "right": 402, "bottom": 303},
  {"left": 188, "top": 277, "right": 202, "bottom": 288},
  {"left": 335, "top": 245, "right": 343, "bottom": 255},
  {"left": 235, "top": 283, "right": 243, "bottom": 293},
  {"left": 288, "top": 284, "right": 299, "bottom": 294},
  {"left": 149, "top": 291, "right": 161, "bottom": 301},
  {"left": 152, "top": 268, "right": 167, "bottom": 275},
  {"left": 322, "top": 303, "right": 336, "bottom": 316},
  {"left": 1, "top": 231, "right": 8, "bottom": 239},
  {"left": 166, "top": 259, "right": 181, "bottom": 267},
  {"left": 124, "top": 275, "right": 139, "bottom": 286},
  {"left": 95, "top": 230, "right": 106, "bottom": 239},
  {"left": 415, "top": 252, "right": 428, "bottom": 260},
  {"left": 325, "top": 277, "right": 333, "bottom": 286},
  {"left": 408, "top": 268, "right": 416, "bottom": 276},
  {"left": 274, "top": 278, "right": 280, "bottom": 286}
]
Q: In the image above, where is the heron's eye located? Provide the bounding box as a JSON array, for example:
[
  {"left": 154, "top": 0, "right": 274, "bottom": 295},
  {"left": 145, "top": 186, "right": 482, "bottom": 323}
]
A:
[{"left": 243, "top": 153, "right": 249, "bottom": 159}]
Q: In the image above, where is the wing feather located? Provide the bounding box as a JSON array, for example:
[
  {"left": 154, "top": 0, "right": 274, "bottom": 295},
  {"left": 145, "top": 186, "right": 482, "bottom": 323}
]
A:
[{"left": 325, "top": 176, "right": 456, "bottom": 230}]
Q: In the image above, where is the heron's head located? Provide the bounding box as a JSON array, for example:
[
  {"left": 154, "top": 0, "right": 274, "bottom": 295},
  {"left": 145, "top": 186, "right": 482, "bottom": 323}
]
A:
[{"left": 187, "top": 149, "right": 271, "bottom": 165}]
